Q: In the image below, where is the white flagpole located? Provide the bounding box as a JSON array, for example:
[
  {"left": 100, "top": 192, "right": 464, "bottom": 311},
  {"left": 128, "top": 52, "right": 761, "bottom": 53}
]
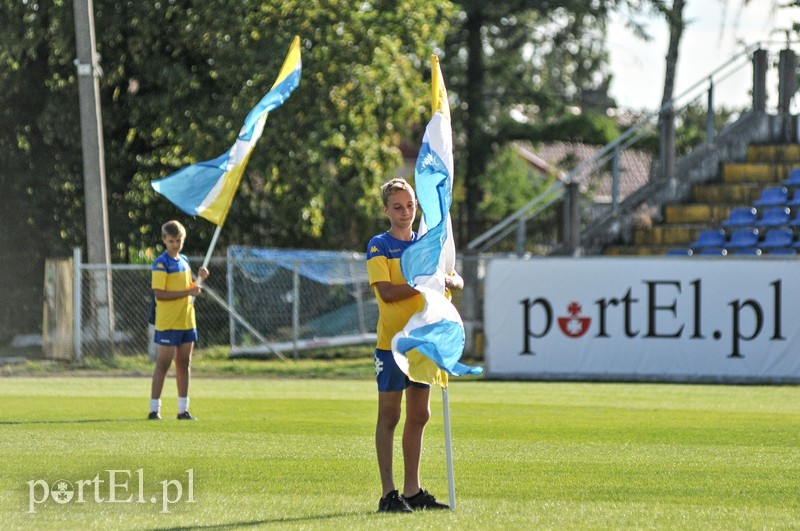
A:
[
  {"left": 199, "top": 224, "right": 222, "bottom": 275},
  {"left": 190, "top": 224, "right": 220, "bottom": 300},
  {"left": 442, "top": 386, "right": 456, "bottom": 511}
]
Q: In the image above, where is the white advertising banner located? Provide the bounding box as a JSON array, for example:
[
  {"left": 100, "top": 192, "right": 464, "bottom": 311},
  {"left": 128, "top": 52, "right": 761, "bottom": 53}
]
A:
[{"left": 484, "top": 257, "right": 800, "bottom": 383}]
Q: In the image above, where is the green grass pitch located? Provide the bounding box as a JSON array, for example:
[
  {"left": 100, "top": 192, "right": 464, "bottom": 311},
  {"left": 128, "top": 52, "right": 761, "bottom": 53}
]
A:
[{"left": 1, "top": 376, "right": 799, "bottom": 529}]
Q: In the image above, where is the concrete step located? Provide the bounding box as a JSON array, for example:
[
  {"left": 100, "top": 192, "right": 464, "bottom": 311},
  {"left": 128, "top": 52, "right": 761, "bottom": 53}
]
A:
[
  {"left": 602, "top": 143, "right": 800, "bottom": 256},
  {"left": 721, "top": 162, "right": 798, "bottom": 183},
  {"left": 692, "top": 182, "right": 763, "bottom": 203},
  {"left": 633, "top": 224, "right": 708, "bottom": 246},
  {"left": 604, "top": 245, "right": 676, "bottom": 256},
  {"left": 662, "top": 204, "right": 733, "bottom": 224},
  {"left": 747, "top": 144, "right": 800, "bottom": 163}
]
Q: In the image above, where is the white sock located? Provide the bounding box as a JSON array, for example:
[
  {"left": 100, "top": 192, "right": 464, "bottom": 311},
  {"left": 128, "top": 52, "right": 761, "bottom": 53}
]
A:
[
  {"left": 150, "top": 398, "right": 161, "bottom": 413},
  {"left": 177, "top": 396, "right": 189, "bottom": 413}
]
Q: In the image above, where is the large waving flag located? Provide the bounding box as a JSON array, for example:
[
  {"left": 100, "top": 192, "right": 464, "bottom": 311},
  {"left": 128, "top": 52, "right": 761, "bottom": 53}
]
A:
[
  {"left": 391, "top": 55, "right": 483, "bottom": 386},
  {"left": 151, "top": 36, "right": 302, "bottom": 226}
]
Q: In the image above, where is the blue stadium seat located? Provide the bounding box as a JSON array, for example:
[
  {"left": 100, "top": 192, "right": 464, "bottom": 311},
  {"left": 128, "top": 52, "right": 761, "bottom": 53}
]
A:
[
  {"left": 767, "top": 248, "right": 797, "bottom": 255},
  {"left": 721, "top": 207, "right": 757, "bottom": 228},
  {"left": 787, "top": 191, "right": 800, "bottom": 208},
  {"left": 690, "top": 229, "right": 725, "bottom": 249},
  {"left": 754, "top": 186, "right": 788, "bottom": 207},
  {"left": 760, "top": 228, "right": 794, "bottom": 250},
  {"left": 666, "top": 248, "right": 693, "bottom": 256},
  {"left": 697, "top": 247, "right": 727, "bottom": 256},
  {"left": 784, "top": 167, "right": 800, "bottom": 188},
  {"left": 756, "top": 207, "right": 791, "bottom": 228},
  {"left": 725, "top": 227, "right": 759, "bottom": 249},
  {"left": 732, "top": 247, "right": 761, "bottom": 256}
]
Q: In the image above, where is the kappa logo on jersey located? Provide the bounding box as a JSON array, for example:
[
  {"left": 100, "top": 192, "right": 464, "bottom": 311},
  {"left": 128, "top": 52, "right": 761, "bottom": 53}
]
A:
[
  {"left": 369, "top": 245, "right": 379, "bottom": 255},
  {"left": 557, "top": 301, "right": 591, "bottom": 338}
]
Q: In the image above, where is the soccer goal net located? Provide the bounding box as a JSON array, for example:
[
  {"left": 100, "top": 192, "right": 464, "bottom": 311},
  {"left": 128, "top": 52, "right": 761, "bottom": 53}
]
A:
[{"left": 226, "top": 246, "right": 377, "bottom": 357}]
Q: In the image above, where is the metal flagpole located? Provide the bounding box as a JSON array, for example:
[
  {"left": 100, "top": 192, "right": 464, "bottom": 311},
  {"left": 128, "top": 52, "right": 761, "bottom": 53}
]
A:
[
  {"left": 442, "top": 386, "right": 456, "bottom": 511},
  {"left": 200, "top": 224, "right": 222, "bottom": 272},
  {"left": 190, "top": 224, "right": 220, "bottom": 299}
]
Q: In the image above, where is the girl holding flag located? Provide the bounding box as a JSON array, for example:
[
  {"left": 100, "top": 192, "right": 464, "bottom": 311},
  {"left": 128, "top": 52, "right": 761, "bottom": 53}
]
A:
[{"left": 366, "top": 177, "right": 460, "bottom": 512}]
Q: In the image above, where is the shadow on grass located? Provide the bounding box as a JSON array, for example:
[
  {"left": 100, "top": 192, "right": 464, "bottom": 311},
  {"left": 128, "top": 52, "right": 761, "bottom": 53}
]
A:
[
  {"left": 0, "top": 418, "right": 150, "bottom": 425},
  {"left": 152, "top": 511, "right": 373, "bottom": 530}
]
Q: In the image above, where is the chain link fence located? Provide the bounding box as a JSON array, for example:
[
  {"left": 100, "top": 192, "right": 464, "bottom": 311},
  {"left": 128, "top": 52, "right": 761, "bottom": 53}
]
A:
[
  {"left": 48, "top": 248, "right": 488, "bottom": 361},
  {"left": 75, "top": 256, "right": 234, "bottom": 359}
]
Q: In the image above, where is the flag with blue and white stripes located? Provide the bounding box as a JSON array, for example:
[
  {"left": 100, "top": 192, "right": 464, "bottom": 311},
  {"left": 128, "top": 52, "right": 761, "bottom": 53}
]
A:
[
  {"left": 151, "top": 36, "right": 302, "bottom": 226},
  {"left": 391, "top": 55, "right": 483, "bottom": 386}
]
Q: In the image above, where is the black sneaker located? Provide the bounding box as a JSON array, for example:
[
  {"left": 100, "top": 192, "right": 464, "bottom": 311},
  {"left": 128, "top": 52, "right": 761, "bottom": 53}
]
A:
[
  {"left": 176, "top": 411, "right": 197, "bottom": 420},
  {"left": 148, "top": 411, "right": 161, "bottom": 420},
  {"left": 403, "top": 488, "right": 449, "bottom": 510},
  {"left": 377, "top": 490, "right": 413, "bottom": 513}
]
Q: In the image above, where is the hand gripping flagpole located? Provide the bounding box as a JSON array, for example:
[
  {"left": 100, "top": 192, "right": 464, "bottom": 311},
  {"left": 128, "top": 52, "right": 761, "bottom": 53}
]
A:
[{"left": 393, "top": 54, "right": 482, "bottom": 512}]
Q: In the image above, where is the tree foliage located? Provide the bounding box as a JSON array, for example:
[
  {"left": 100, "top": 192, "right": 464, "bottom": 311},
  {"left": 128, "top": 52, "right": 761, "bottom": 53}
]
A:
[
  {"left": 0, "top": 0, "right": 454, "bottom": 338},
  {"left": 0, "top": 0, "right": 625, "bottom": 342},
  {"left": 441, "top": 1, "right": 622, "bottom": 243}
]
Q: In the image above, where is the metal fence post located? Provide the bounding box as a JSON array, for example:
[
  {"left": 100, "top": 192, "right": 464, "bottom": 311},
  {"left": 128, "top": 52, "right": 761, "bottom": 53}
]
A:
[
  {"left": 611, "top": 150, "right": 620, "bottom": 211},
  {"left": 706, "top": 80, "right": 715, "bottom": 145},
  {"left": 778, "top": 48, "right": 797, "bottom": 114},
  {"left": 752, "top": 48, "right": 767, "bottom": 112},
  {"left": 226, "top": 248, "right": 236, "bottom": 350},
  {"left": 351, "top": 259, "right": 367, "bottom": 335},
  {"left": 778, "top": 47, "right": 797, "bottom": 143},
  {"left": 73, "top": 247, "right": 82, "bottom": 361},
  {"left": 292, "top": 261, "right": 300, "bottom": 360},
  {"left": 660, "top": 113, "right": 676, "bottom": 182},
  {"left": 460, "top": 251, "right": 480, "bottom": 356},
  {"left": 563, "top": 181, "right": 580, "bottom": 255}
]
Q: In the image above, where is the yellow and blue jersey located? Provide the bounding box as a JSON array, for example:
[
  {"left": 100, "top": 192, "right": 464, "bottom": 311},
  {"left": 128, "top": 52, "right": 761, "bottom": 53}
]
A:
[
  {"left": 151, "top": 252, "right": 196, "bottom": 332},
  {"left": 366, "top": 232, "right": 424, "bottom": 350}
]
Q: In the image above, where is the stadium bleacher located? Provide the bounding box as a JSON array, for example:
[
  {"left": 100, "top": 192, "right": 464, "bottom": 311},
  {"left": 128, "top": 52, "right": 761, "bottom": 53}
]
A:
[
  {"left": 755, "top": 206, "right": 790, "bottom": 227},
  {"left": 721, "top": 207, "right": 757, "bottom": 228},
  {"left": 678, "top": 167, "right": 800, "bottom": 256},
  {"left": 784, "top": 167, "right": 800, "bottom": 188},
  {"left": 753, "top": 186, "right": 788, "bottom": 208},
  {"left": 689, "top": 229, "right": 725, "bottom": 252}
]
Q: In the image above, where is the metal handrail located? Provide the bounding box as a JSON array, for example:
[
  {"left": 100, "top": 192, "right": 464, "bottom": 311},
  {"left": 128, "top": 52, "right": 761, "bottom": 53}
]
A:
[{"left": 466, "top": 42, "right": 762, "bottom": 253}]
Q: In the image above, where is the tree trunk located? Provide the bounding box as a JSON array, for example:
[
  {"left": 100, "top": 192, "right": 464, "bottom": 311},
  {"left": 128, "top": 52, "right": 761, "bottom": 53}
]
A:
[
  {"left": 464, "top": 7, "right": 489, "bottom": 242},
  {"left": 657, "top": 0, "right": 685, "bottom": 181}
]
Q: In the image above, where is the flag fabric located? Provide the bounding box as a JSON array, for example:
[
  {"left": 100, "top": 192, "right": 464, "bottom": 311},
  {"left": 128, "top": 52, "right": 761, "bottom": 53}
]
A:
[
  {"left": 391, "top": 55, "right": 483, "bottom": 386},
  {"left": 151, "top": 36, "right": 302, "bottom": 226}
]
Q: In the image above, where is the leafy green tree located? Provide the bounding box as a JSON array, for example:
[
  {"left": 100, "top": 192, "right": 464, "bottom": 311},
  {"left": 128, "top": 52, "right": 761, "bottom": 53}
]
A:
[
  {"left": 0, "top": 0, "right": 81, "bottom": 341},
  {"left": 478, "top": 143, "right": 558, "bottom": 237},
  {"left": 0, "top": 0, "right": 455, "bottom": 340},
  {"left": 95, "top": 0, "right": 455, "bottom": 252},
  {"left": 442, "top": 1, "right": 622, "bottom": 243}
]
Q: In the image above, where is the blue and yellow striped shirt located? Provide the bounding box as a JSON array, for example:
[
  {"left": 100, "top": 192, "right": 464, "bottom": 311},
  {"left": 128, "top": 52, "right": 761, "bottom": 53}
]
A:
[
  {"left": 151, "top": 252, "right": 196, "bottom": 332},
  {"left": 366, "top": 232, "right": 424, "bottom": 350}
]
